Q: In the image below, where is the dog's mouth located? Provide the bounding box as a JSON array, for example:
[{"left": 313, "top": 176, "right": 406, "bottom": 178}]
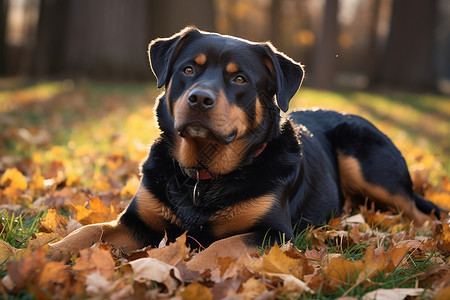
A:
[{"left": 177, "top": 121, "right": 237, "bottom": 145}]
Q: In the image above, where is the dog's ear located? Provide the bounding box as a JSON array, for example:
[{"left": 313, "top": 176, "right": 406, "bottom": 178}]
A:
[
  {"left": 149, "top": 27, "right": 201, "bottom": 88},
  {"left": 262, "top": 43, "right": 304, "bottom": 112}
]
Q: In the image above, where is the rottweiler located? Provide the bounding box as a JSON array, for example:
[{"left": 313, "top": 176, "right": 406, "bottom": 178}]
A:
[{"left": 50, "top": 27, "right": 444, "bottom": 267}]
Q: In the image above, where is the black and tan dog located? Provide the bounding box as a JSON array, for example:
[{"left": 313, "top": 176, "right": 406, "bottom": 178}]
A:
[{"left": 50, "top": 28, "right": 444, "bottom": 266}]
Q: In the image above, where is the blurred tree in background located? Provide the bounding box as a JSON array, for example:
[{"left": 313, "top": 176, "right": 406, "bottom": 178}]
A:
[{"left": 1, "top": 0, "right": 450, "bottom": 93}]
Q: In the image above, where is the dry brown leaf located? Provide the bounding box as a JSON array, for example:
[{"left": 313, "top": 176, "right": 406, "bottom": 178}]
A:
[
  {"left": 39, "top": 208, "right": 68, "bottom": 236},
  {"left": 85, "top": 272, "right": 115, "bottom": 297},
  {"left": 5, "top": 247, "right": 47, "bottom": 291},
  {"left": 269, "top": 273, "right": 313, "bottom": 296},
  {"left": 434, "top": 222, "right": 450, "bottom": 252},
  {"left": 240, "top": 277, "right": 267, "bottom": 299},
  {"left": 146, "top": 232, "right": 189, "bottom": 266},
  {"left": 35, "top": 261, "right": 72, "bottom": 298},
  {"left": 0, "top": 240, "right": 20, "bottom": 263},
  {"left": 362, "top": 288, "right": 424, "bottom": 300},
  {"left": 128, "top": 257, "right": 182, "bottom": 294},
  {"left": 73, "top": 247, "right": 115, "bottom": 282}
]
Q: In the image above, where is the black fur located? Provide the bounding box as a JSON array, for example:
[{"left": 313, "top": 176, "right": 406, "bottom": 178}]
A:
[{"left": 118, "top": 28, "right": 444, "bottom": 250}]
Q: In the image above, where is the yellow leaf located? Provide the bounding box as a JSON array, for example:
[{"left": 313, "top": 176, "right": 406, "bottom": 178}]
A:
[
  {"left": 182, "top": 281, "right": 212, "bottom": 300},
  {"left": 1, "top": 168, "right": 28, "bottom": 191},
  {"left": 240, "top": 277, "right": 267, "bottom": 299},
  {"left": 39, "top": 208, "right": 68, "bottom": 236},
  {"left": 92, "top": 173, "right": 111, "bottom": 191},
  {"left": 259, "top": 244, "right": 305, "bottom": 279},
  {"left": 29, "top": 169, "right": 44, "bottom": 192},
  {"left": 72, "top": 197, "right": 118, "bottom": 225},
  {"left": 120, "top": 175, "right": 140, "bottom": 197},
  {"left": 65, "top": 169, "right": 81, "bottom": 187}
]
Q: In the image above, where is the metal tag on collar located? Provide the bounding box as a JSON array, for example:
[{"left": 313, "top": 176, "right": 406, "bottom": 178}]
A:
[{"left": 193, "top": 170, "right": 200, "bottom": 205}]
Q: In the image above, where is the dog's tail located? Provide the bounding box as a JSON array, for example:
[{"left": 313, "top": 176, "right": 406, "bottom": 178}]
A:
[{"left": 414, "top": 193, "right": 448, "bottom": 218}]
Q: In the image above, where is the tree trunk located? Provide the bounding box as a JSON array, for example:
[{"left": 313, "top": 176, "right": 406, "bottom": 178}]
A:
[
  {"left": 270, "top": 0, "right": 283, "bottom": 48},
  {"left": 63, "top": 0, "right": 150, "bottom": 79},
  {"left": 149, "top": 0, "right": 216, "bottom": 39},
  {"left": 33, "top": 0, "right": 69, "bottom": 77},
  {"left": 0, "top": 0, "right": 8, "bottom": 76},
  {"left": 311, "top": 0, "right": 339, "bottom": 89},
  {"left": 374, "top": 0, "right": 438, "bottom": 91}
]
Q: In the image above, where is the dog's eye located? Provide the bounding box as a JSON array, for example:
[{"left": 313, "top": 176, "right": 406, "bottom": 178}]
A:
[
  {"left": 183, "top": 67, "right": 194, "bottom": 75},
  {"left": 234, "top": 75, "right": 246, "bottom": 84}
]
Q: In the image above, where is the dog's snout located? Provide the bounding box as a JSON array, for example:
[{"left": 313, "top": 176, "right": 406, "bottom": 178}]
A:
[{"left": 187, "top": 89, "right": 216, "bottom": 111}]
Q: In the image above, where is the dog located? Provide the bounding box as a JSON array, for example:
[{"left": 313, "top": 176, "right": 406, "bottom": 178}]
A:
[{"left": 50, "top": 27, "right": 444, "bottom": 267}]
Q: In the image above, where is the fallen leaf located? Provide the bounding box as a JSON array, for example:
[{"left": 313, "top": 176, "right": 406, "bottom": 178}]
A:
[
  {"left": 73, "top": 247, "right": 115, "bottom": 282},
  {"left": 39, "top": 208, "right": 68, "bottom": 236},
  {"left": 5, "top": 247, "right": 47, "bottom": 291},
  {"left": 0, "top": 240, "right": 20, "bottom": 263},
  {"left": 146, "top": 232, "right": 189, "bottom": 266},
  {"left": 85, "top": 272, "right": 114, "bottom": 297},
  {"left": 0, "top": 168, "right": 27, "bottom": 199},
  {"left": 434, "top": 222, "right": 450, "bottom": 252},
  {"left": 240, "top": 277, "right": 267, "bottom": 299},
  {"left": 362, "top": 288, "right": 424, "bottom": 300},
  {"left": 256, "top": 244, "right": 306, "bottom": 279},
  {"left": 73, "top": 196, "right": 118, "bottom": 225},
  {"left": 128, "top": 257, "right": 182, "bottom": 294},
  {"left": 29, "top": 168, "right": 45, "bottom": 192},
  {"left": 182, "top": 281, "right": 212, "bottom": 300},
  {"left": 35, "top": 261, "right": 72, "bottom": 298},
  {"left": 120, "top": 175, "right": 140, "bottom": 197},
  {"left": 269, "top": 273, "right": 313, "bottom": 296}
]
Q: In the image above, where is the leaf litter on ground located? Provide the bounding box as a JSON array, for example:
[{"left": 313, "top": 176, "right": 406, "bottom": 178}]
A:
[{"left": 0, "top": 81, "right": 450, "bottom": 299}]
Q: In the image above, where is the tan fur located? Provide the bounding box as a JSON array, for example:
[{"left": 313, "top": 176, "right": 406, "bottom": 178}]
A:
[
  {"left": 263, "top": 57, "right": 275, "bottom": 76},
  {"left": 166, "top": 78, "right": 172, "bottom": 114},
  {"left": 226, "top": 62, "right": 239, "bottom": 73},
  {"left": 136, "top": 186, "right": 181, "bottom": 228},
  {"left": 338, "top": 152, "right": 430, "bottom": 225},
  {"left": 194, "top": 53, "right": 207, "bottom": 65},
  {"left": 253, "top": 97, "right": 264, "bottom": 127},
  {"left": 173, "top": 87, "right": 251, "bottom": 174},
  {"left": 49, "top": 220, "right": 140, "bottom": 260},
  {"left": 209, "top": 194, "right": 275, "bottom": 238},
  {"left": 206, "top": 138, "right": 249, "bottom": 175}
]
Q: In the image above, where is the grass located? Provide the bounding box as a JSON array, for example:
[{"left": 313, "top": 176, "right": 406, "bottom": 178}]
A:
[{"left": 0, "top": 209, "right": 43, "bottom": 249}]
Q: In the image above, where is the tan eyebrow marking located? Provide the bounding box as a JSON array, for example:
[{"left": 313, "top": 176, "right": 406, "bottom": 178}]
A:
[
  {"left": 226, "top": 62, "right": 239, "bottom": 73},
  {"left": 194, "top": 54, "right": 207, "bottom": 65}
]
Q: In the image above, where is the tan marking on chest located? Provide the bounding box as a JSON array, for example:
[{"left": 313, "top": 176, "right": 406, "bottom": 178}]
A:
[
  {"left": 209, "top": 194, "right": 276, "bottom": 238},
  {"left": 136, "top": 186, "right": 181, "bottom": 229}
]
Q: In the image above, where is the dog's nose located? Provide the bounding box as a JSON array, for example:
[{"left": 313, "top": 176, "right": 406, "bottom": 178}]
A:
[{"left": 187, "top": 89, "right": 216, "bottom": 111}]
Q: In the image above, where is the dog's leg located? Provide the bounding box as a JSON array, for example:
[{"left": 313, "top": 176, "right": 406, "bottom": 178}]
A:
[
  {"left": 337, "top": 153, "right": 432, "bottom": 226},
  {"left": 49, "top": 220, "right": 141, "bottom": 260}
]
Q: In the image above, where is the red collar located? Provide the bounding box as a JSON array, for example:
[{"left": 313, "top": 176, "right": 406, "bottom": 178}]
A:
[{"left": 180, "top": 143, "right": 268, "bottom": 180}]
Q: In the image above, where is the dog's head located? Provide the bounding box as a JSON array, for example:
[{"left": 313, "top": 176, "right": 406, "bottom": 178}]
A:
[{"left": 149, "top": 27, "right": 304, "bottom": 175}]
